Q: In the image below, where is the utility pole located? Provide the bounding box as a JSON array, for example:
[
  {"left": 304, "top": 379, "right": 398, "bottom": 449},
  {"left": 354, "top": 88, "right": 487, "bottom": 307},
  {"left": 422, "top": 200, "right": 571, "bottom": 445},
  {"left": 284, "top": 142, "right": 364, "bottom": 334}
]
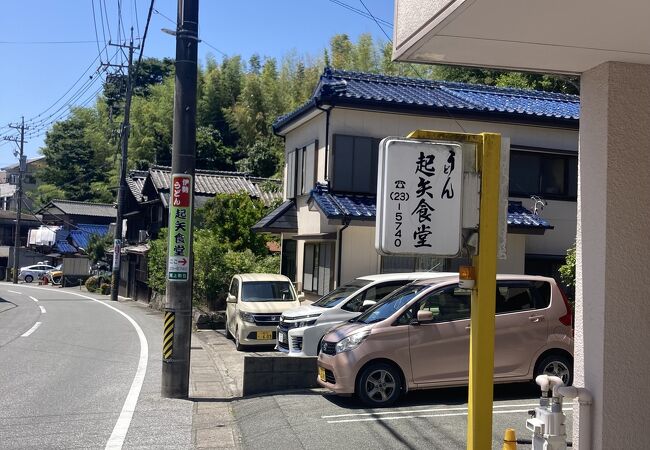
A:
[
  {"left": 110, "top": 28, "right": 138, "bottom": 301},
  {"left": 162, "top": 0, "right": 199, "bottom": 398},
  {"left": 3, "top": 117, "right": 27, "bottom": 283}
]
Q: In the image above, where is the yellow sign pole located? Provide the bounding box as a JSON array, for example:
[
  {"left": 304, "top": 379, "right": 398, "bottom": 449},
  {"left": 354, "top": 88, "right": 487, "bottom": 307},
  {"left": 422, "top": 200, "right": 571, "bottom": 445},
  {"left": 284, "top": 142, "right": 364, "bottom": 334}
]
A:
[{"left": 406, "top": 130, "right": 501, "bottom": 450}]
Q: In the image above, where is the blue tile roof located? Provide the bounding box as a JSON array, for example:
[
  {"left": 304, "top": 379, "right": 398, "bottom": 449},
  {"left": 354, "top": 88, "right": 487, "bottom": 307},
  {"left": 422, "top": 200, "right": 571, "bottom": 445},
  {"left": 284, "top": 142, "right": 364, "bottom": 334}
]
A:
[
  {"left": 273, "top": 68, "right": 579, "bottom": 131},
  {"left": 507, "top": 201, "right": 553, "bottom": 229},
  {"left": 69, "top": 224, "right": 110, "bottom": 250},
  {"left": 309, "top": 184, "right": 552, "bottom": 230},
  {"left": 54, "top": 240, "right": 77, "bottom": 254}
]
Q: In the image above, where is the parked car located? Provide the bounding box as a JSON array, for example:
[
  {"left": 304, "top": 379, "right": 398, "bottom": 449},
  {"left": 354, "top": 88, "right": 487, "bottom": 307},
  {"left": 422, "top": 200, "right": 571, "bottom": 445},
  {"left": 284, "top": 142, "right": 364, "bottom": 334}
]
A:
[
  {"left": 18, "top": 263, "right": 56, "bottom": 283},
  {"left": 225, "top": 273, "right": 302, "bottom": 351},
  {"left": 45, "top": 264, "right": 64, "bottom": 285},
  {"left": 277, "top": 272, "right": 455, "bottom": 357},
  {"left": 317, "top": 274, "right": 574, "bottom": 407}
]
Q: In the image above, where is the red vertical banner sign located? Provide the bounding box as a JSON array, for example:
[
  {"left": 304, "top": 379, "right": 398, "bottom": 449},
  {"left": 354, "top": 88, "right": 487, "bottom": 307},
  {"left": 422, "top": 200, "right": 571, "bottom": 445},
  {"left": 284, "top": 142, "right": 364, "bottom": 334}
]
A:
[{"left": 167, "top": 174, "right": 193, "bottom": 281}]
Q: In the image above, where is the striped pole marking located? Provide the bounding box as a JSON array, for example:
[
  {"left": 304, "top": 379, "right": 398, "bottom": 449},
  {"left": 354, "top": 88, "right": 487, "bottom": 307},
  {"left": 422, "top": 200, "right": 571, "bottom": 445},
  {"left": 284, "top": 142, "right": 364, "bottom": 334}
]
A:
[{"left": 163, "top": 311, "right": 175, "bottom": 360}]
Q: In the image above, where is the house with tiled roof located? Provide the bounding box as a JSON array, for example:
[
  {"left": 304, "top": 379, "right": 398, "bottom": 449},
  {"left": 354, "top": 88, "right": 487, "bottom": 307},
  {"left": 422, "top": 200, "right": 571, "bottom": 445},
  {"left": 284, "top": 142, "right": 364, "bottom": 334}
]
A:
[
  {"left": 125, "top": 165, "right": 282, "bottom": 242},
  {"left": 258, "top": 68, "right": 579, "bottom": 297},
  {"left": 119, "top": 166, "right": 283, "bottom": 302}
]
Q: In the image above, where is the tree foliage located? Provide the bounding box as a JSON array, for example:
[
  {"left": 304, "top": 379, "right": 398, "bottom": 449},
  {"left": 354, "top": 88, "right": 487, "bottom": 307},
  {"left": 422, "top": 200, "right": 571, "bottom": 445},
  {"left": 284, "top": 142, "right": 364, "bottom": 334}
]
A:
[{"left": 559, "top": 243, "right": 576, "bottom": 288}]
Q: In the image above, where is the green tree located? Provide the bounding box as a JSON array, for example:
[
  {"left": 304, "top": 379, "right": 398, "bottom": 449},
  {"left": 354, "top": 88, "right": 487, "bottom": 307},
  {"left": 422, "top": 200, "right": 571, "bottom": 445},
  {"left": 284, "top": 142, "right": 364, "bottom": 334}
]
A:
[
  {"left": 195, "top": 192, "right": 270, "bottom": 255},
  {"left": 40, "top": 108, "right": 109, "bottom": 201},
  {"left": 559, "top": 243, "right": 576, "bottom": 288},
  {"left": 330, "top": 34, "right": 354, "bottom": 70},
  {"left": 147, "top": 228, "right": 168, "bottom": 294},
  {"left": 236, "top": 139, "right": 281, "bottom": 178},
  {"left": 86, "top": 233, "right": 112, "bottom": 265}
]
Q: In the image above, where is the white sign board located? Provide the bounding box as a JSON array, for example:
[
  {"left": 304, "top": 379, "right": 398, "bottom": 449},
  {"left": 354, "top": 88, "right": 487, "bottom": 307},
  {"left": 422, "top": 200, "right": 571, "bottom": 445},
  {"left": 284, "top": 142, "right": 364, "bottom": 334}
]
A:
[{"left": 376, "top": 138, "right": 463, "bottom": 256}]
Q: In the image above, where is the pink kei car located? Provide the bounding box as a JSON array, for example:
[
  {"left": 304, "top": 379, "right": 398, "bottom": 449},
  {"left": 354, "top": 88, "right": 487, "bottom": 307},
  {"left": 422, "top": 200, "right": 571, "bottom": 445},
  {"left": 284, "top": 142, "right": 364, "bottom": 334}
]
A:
[{"left": 317, "top": 274, "right": 573, "bottom": 407}]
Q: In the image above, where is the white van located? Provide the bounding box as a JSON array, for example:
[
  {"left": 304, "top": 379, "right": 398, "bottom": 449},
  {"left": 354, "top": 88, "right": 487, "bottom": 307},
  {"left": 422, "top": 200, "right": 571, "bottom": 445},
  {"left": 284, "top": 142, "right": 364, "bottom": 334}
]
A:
[{"left": 276, "top": 272, "right": 454, "bottom": 356}]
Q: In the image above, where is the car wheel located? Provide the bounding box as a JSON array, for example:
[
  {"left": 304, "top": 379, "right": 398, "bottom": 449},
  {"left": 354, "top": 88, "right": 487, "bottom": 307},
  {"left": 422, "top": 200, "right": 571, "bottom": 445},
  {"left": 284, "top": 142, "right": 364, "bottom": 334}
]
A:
[
  {"left": 235, "top": 328, "right": 244, "bottom": 351},
  {"left": 535, "top": 354, "right": 573, "bottom": 386},
  {"left": 357, "top": 362, "right": 402, "bottom": 407},
  {"left": 24, "top": 275, "right": 33, "bottom": 283}
]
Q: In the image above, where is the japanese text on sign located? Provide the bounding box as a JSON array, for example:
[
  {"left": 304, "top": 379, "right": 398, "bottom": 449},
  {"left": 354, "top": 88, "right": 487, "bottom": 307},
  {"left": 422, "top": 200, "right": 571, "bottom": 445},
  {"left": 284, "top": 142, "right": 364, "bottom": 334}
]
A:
[
  {"left": 167, "top": 174, "right": 193, "bottom": 281},
  {"left": 376, "top": 139, "right": 463, "bottom": 256}
]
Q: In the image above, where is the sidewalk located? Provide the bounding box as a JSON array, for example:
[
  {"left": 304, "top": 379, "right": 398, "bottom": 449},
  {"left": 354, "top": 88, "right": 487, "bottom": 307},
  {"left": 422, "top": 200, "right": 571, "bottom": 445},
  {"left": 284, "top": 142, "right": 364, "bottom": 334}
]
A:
[{"left": 189, "top": 329, "right": 244, "bottom": 449}]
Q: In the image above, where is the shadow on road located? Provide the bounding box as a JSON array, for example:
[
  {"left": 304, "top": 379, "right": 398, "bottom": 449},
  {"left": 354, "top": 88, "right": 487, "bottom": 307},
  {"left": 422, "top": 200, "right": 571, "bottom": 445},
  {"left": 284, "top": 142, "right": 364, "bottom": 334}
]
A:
[{"left": 321, "top": 381, "right": 539, "bottom": 409}]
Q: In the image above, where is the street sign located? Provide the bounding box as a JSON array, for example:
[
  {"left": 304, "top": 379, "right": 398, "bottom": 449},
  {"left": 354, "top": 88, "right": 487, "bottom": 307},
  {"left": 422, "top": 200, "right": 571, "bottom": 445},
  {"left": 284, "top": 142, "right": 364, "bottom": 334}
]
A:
[
  {"left": 167, "top": 174, "right": 193, "bottom": 281},
  {"left": 376, "top": 138, "right": 464, "bottom": 256}
]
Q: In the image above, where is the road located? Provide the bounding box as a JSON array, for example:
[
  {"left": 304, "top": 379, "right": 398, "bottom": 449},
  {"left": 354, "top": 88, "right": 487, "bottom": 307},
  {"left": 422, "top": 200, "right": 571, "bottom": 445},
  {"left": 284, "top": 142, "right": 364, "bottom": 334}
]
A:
[
  {"left": 0, "top": 283, "right": 193, "bottom": 449},
  {"left": 231, "top": 370, "right": 573, "bottom": 449}
]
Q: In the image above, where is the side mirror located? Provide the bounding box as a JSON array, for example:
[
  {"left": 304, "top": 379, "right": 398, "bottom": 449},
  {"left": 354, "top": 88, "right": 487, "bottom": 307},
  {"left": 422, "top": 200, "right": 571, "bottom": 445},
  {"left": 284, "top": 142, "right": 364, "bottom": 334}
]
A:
[
  {"left": 297, "top": 293, "right": 305, "bottom": 302},
  {"left": 415, "top": 310, "right": 434, "bottom": 324},
  {"left": 226, "top": 294, "right": 237, "bottom": 303}
]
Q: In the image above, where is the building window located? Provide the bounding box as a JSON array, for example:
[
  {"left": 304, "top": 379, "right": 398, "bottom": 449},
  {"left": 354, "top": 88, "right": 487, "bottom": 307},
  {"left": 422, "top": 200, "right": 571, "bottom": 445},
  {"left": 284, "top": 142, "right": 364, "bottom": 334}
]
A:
[
  {"left": 303, "top": 242, "right": 334, "bottom": 295},
  {"left": 281, "top": 239, "right": 297, "bottom": 282},
  {"left": 331, "top": 134, "right": 381, "bottom": 194},
  {"left": 285, "top": 141, "right": 319, "bottom": 199},
  {"left": 509, "top": 150, "right": 577, "bottom": 200}
]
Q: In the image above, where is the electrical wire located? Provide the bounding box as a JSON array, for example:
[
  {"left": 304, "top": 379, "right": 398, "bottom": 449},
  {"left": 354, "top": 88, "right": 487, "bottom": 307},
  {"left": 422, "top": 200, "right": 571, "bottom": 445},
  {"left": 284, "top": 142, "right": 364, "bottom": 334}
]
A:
[
  {"left": 153, "top": 8, "right": 227, "bottom": 56},
  {"left": 136, "top": 0, "right": 156, "bottom": 69},
  {"left": 356, "top": 0, "right": 467, "bottom": 133},
  {"left": 328, "top": 0, "right": 392, "bottom": 27}
]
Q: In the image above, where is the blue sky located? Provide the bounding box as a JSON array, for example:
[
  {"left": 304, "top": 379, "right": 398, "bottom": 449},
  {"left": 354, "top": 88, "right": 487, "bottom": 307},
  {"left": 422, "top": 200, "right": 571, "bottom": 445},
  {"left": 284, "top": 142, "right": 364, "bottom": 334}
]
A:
[{"left": 0, "top": 0, "right": 394, "bottom": 168}]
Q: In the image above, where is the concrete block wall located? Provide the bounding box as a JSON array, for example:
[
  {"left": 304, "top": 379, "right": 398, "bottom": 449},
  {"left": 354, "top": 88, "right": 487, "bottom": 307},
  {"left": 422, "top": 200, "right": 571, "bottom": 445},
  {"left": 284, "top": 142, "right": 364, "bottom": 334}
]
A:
[{"left": 242, "top": 354, "right": 319, "bottom": 396}]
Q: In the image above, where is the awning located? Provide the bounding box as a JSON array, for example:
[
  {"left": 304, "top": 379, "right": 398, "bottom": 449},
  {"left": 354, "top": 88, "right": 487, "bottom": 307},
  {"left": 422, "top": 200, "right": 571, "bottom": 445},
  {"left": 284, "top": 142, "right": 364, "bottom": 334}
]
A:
[{"left": 252, "top": 200, "right": 298, "bottom": 233}]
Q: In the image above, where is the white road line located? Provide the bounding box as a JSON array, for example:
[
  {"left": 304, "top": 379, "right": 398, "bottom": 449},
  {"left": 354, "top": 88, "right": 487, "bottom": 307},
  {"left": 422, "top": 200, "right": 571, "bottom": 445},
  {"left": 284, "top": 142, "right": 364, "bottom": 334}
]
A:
[
  {"left": 21, "top": 322, "right": 42, "bottom": 337},
  {"left": 29, "top": 296, "right": 39, "bottom": 302},
  {"left": 322, "top": 402, "right": 541, "bottom": 419},
  {"left": 326, "top": 407, "right": 572, "bottom": 424},
  {"left": 39, "top": 305, "right": 47, "bottom": 314},
  {"left": 8, "top": 290, "right": 22, "bottom": 294},
  {"left": 13, "top": 286, "right": 148, "bottom": 450}
]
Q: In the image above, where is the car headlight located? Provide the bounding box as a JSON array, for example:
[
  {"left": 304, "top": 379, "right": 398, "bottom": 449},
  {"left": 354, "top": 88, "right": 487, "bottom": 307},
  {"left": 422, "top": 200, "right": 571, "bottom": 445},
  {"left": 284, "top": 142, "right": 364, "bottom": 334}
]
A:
[
  {"left": 297, "top": 319, "right": 317, "bottom": 327},
  {"left": 239, "top": 311, "right": 256, "bottom": 323},
  {"left": 335, "top": 330, "right": 371, "bottom": 353}
]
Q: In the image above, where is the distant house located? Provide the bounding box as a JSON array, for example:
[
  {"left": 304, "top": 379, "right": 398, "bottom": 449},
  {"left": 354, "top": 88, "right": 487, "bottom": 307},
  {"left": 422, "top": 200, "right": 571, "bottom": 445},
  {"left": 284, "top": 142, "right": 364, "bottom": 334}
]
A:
[
  {"left": 0, "top": 156, "right": 46, "bottom": 211},
  {"left": 258, "top": 68, "right": 579, "bottom": 298},
  {"left": 30, "top": 199, "right": 115, "bottom": 258},
  {"left": 120, "top": 166, "right": 283, "bottom": 302},
  {"left": 0, "top": 210, "right": 43, "bottom": 276}
]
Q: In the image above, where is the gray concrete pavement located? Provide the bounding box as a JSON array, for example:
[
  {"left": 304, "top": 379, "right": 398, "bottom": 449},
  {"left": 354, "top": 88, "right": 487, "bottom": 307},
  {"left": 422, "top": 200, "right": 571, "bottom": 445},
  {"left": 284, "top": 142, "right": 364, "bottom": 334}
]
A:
[{"left": 0, "top": 283, "right": 193, "bottom": 449}]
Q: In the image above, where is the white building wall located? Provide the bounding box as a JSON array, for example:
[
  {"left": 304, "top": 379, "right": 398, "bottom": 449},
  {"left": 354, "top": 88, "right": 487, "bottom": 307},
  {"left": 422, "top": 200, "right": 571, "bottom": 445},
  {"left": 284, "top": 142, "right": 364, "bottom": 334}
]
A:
[
  {"left": 512, "top": 197, "right": 577, "bottom": 256},
  {"left": 497, "top": 233, "right": 526, "bottom": 274},
  {"left": 339, "top": 226, "right": 380, "bottom": 284},
  {"left": 329, "top": 108, "right": 577, "bottom": 152}
]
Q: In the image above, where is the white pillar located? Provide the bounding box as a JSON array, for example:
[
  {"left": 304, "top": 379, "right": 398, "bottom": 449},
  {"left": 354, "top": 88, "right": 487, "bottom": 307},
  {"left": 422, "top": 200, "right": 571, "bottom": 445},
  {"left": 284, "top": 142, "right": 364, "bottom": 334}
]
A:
[{"left": 576, "top": 62, "right": 650, "bottom": 449}]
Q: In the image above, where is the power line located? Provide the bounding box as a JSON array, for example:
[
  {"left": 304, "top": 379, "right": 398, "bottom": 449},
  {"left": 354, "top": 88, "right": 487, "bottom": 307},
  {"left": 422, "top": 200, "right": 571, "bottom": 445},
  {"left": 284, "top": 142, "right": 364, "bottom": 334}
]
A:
[
  {"left": 153, "top": 8, "right": 227, "bottom": 56},
  {"left": 356, "top": 0, "right": 467, "bottom": 133},
  {"left": 136, "top": 0, "right": 156, "bottom": 68},
  {"left": 358, "top": 0, "right": 392, "bottom": 41},
  {"left": 328, "top": 0, "right": 393, "bottom": 27}
]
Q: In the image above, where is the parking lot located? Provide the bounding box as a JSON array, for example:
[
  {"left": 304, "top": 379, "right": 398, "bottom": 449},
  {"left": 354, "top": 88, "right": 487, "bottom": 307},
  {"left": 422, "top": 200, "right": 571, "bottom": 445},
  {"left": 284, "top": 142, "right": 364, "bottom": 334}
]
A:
[{"left": 201, "top": 328, "right": 573, "bottom": 449}]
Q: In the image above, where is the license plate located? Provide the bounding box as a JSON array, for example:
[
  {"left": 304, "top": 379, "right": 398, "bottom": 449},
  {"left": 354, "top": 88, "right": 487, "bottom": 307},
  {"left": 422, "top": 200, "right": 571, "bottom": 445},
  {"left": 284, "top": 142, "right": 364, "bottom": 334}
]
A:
[
  {"left": 318, "top": 366, "right": 326, "bottom": 381},
  {"left": 278, "top": 331, "right": 286, "bottom": 343},
  {"left": 257, "top": 331, "right": 273, "bottom": 340}
]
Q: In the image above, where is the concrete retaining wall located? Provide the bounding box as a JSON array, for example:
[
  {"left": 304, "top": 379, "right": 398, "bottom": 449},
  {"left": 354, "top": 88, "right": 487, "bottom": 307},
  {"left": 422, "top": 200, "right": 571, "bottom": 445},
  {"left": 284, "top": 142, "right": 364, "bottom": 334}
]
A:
[{"left": 242, "top": 354, "right": 319, "bottom": 396}]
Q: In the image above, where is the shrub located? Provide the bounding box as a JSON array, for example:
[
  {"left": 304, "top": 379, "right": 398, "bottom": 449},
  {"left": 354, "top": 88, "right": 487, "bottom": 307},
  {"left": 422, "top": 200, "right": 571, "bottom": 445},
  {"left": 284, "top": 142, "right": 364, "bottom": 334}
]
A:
[
  {"left": 100, "top": 283, "right": 111, "bottom": 295},
  {"left": 85, "top": 275, "right": 100, "bottom": 292}
]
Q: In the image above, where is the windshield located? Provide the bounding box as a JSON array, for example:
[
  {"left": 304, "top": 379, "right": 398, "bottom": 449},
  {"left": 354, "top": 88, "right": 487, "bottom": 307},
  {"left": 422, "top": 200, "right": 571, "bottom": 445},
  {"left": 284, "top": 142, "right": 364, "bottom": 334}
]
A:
[
  {"left": 354, "top": 283, "right": 430, "bottom": 324},
  {"left": 241, "top": 281, "right": 295, "bottom": 302},
  {"left": 312, "top": 280, "right": 372, "bottom": 308}
]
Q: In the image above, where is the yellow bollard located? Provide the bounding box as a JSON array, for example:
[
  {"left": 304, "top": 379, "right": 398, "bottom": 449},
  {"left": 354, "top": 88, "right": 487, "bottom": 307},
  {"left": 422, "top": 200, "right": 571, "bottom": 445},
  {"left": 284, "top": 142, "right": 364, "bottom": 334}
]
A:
[{"left": 502, "top": 428, "right": 517, "bottom": 450}]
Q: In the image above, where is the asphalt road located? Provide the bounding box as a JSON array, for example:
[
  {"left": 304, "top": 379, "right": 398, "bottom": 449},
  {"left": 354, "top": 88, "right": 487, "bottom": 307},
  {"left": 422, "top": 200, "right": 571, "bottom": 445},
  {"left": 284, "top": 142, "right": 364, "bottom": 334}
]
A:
[
  {"left": 231, "top": 375, "right": 573, "bottom": 449},
  {"left": 0, "top": 283, "right": 193, "bottom": 449}
]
